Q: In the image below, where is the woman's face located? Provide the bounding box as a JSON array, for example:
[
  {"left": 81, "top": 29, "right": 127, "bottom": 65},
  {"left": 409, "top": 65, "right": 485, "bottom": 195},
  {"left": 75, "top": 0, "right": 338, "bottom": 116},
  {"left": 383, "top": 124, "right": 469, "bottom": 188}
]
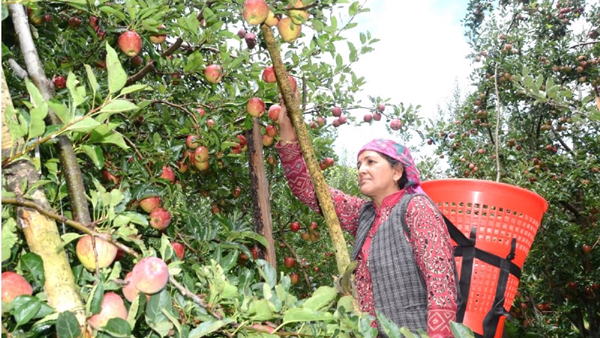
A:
[{"left": 357, "top": 151, "right": 403, "bottom": 204}]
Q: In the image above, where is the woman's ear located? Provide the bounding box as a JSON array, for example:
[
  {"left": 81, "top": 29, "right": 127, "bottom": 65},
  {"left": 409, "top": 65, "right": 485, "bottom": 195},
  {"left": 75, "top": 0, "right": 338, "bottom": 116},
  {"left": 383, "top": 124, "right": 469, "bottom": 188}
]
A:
[{"left": 393, "top": 164, "right": 404, "bottom": 182}]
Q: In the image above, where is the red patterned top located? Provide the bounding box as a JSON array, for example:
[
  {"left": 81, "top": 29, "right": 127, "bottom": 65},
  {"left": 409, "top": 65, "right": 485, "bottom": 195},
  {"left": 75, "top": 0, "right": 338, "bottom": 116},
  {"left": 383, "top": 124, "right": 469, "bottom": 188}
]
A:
[{"left": 276, "top": 142, "right": 457, "bottom": 338}]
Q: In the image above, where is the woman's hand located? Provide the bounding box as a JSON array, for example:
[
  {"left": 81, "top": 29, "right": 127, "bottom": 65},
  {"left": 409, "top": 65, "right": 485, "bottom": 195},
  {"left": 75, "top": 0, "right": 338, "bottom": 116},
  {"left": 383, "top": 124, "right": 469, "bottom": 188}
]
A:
[{"left": 278, "top": 90, "right": 299, "bottom": 143}]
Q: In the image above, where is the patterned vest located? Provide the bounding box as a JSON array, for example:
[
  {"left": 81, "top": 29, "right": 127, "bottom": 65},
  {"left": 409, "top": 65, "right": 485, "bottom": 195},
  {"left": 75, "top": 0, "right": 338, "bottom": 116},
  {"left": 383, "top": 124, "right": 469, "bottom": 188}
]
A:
[{"left": 352, "top": 193, "right": 428, "bottom": 333}]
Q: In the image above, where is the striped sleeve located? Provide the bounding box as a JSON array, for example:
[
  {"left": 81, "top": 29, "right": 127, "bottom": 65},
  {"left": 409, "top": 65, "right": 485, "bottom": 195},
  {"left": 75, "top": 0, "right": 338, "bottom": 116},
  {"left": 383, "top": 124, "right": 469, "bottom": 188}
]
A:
[{"left": 276, "top": 142, "right": 365, "bottom": 236}]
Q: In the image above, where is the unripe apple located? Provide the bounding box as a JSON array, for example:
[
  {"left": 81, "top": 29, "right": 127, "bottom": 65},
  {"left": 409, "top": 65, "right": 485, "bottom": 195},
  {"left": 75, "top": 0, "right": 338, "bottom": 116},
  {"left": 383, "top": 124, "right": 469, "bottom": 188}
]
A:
[
  {"left": 204, "top": 64, "right": 223, "bottom": 84},
  {"left": 149, "top": 207, "right": 171, "bottom": 230},
  {"left": 242, "top": 0, "right": 269, "bottom": 25},
  {"left": 266, "top": 125, "right": 278, "bottom": 137},
  {"left": 76, "top": 235, "right": 118, "bottom": 271},
  {"left": 289, "top": 0, "right": 309, "bottom": 24},
  {"left": 268, "top": 104, "right": 281, "bottom": 121},
  {"left": 277, "top": 17, "right": 301, "bottom": 43},
  {"left": 262, "top": 135, "right": 274, "bottom": 146},
  {"left": 139, "top": 196, "right": 161, "bottom": 213},
  {"left": 372, "top": 113, "right": 382, "bottom": 121},
  {"left": 290, "top": 221, "right": 300, "bottom": 232},
  {"left": 247, "top": 97, "right": 266, "bottom": 117},
  {"left": 193, "top": 146, "right": 210, "bottom": 163},
  {"left": 377, "top": 103, "right": 386, "bottom": 112},
  {"left": 262, "top": 66, "right": 277, "bottom": 83},
  {"left": 132, "top": 257, "right": 169, "bottom": 294},
  {"left": 159, "top": 165, "right": 175, "bottom": 183},
  {"left": 150, "top": 25, "right": 167, "bottom": 44},
  {"left": 390, "top": 119, "right": 402, "bottom": 130},
  {"left": 290, "top": 272, "right": 299, "bottom": 285},
  {"left": 265, "top": 10, "right": 279, "bottom": 26},
  {"left": 122, "top": 272, "right": 139, "bottom": 302},
  {"left": 1, "top": 272, "right": 33, "bottom": 304},
  {"left": 171, "top": 242, "right": 185, "bottom": 260},
  {"left": 363, "top": 114, "right": 372, "bottom": 122},
  {"left": 284, "top": 257, "right": 295, "bottom": 268},
  {"left": 118, "top": 31, "right": 142, "bottom": 57},
  {"left": 331, "top": 106, "right": 342, "bottom": 117},
  {"left": 88, "top": 292, "right": 128, "bottom": 330},
  {"left": 53, "top": 76, "right": 66, "bottom": 89},
  {"left": 301, "top": 232, "right": 310, "bottom": 241}
]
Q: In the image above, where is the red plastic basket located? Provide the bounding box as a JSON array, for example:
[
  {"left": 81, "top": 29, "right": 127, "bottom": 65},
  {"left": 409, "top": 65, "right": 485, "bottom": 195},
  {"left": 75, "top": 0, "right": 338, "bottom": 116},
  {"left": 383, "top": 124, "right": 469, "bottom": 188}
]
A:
[{"left": 421, "top": 179, "right": 548, "bottom": 338}]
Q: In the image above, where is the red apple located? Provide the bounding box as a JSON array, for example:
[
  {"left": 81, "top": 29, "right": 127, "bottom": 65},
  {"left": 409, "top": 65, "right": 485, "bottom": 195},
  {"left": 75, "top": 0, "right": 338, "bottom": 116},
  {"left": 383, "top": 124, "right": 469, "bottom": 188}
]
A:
[
  {"left": 265, "top": 10, "right": 279, "bottom": 26},
  {"left": 237, "top": 28, "right": 247, "bottom": 38},
  {"left": 377, "top": 103, "right": 386, "bottom": 112},
  {"left": 132, "top": 257, "right": 169, "bottom": 294},
  {"left": 102, "top": 169, "right": 119, "bottom": 185},
  {"left": 338, "top": 116, "right": 347, "bottom": 124},
  {"left": 53, "top": 76, "right": 66, "bottom": 89},
  {"left": 288, "top": 75, "right": 297, "bottom": 92},
  {"left": 262, "top": 66, "right": 277, "bottom": 83},
  {"left": 232, "top": 186, "right": 242, "bottom": 198},
  {"left": 242, "top": 0, "right": 269, "bottom": 25},
  {"left": 319, "top": 161, "right": 327, "bottom": 170},
  {"left": 122, "top": 272, "right": 139, "bottom": 302},
  {"left": 1, "top": 272, "right": 33, "bottom": 304},
  {"left": 237, "top": 134, "right": 247, "bottom": 147},
  {"left": 193, "top": 146, "right": 210, "bottom": 163},
  {"left": 277, "top": 17, "right": 301, "bottom": 43},
  {"left": 118, "top": 31, "right": 142, "bottom": 57},
  {"left": 251, "top": 247, "right": 259, "bottom": 260},
  {"left": 583, "top": 244, "right": 592, "bottom": 254},
  {"left": 363, "top": 114, "right": 372, "bottom": 122},
  {"left": 290, "top": 272, "right": 299, "bottom": 284},
  {"left": 262, "top": 135, "right": 274, "bottom": 146},
  {"left": 268, "top": 105, "right": 281, "bottom": 121},
  {"left": 331, "top": 106, "right": 342, "bottom": 117},
  {"left": 324, "top": 157, "right": 334, "bottom": 167},
  {"left": 332, "top": 119, "right": 340, "bottom": 128},
  {"left": 266, "top": 125, "right": 278, "bottom": 137},
  {"left": 68, "top": 16, "right": 81, "bottom": 28},
  {"left": 204, "top": 64, "right": 223, "bottom": 84},
  {"left": 289, "top": 0, "right": 309, "bottom": 24},
  {"left": 139, "top": 196, "right": 161, "bottom": 213},
  {"left": 247, "top": 97, "right": 266, "bottom": 117},
  {"left": 150, "top": 25, "right": 167, "bottom": 44},
  {"left": 290, "top": 221, "right": 300, "bottom": 232},
  {"left": 193, "top": 159, "right": 210, "bottom": 171},
  {"left": 76, "top": 235, "right": 118, "bottom": 271},
  {"left": 171, "top": 242, "right": 185, "bottom": 260},
  {"left": 316, "top": 117, "right": 325, "bottom": 126},
  {"left": 159, "top": 165, "right": 175, "bottom": 183},
  {"left": 89, "top": 16, "right": 99, "bottom": 27},
  {"left": 88, "top": 292, "right": 128, "bottom": 330},
  {"left": 130, "top": 55, "right": 143, "bottom": 67},
  {"left": 310, "top": 221, "right": 318, "bottom": 230},
  {"left": 373, "top": 113, "right": 382, "bottom": 121},
  {"left": 390, "top": 118, "right": 402, "bottom": 130},
  {"left": 149, "top": 207, "right": 171, "bottom": 230},
  {"left": 231, "top": 144, "right": 242, "bottom": 154},
  {"left": 196, "top": 106, "right": 206, "bottom": 117},
  {"left": 244, "top": 32, "right": 257, "bottom": 49},
  {"left": 284, "top": 257, "right": 295, "bottom": 268},
  {"left": 186, "top": 135, "right": 200, "bottom": 149},
  {"left": 206, "top": 119, "right": 215, "bottom": 128}
]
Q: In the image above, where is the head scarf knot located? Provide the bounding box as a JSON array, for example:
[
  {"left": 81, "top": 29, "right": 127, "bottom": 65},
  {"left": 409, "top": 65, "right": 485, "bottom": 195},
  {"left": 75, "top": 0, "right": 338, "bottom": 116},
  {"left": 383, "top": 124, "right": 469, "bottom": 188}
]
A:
[{"left": 358, "top": 139, "right": 426, "bottom": 194}]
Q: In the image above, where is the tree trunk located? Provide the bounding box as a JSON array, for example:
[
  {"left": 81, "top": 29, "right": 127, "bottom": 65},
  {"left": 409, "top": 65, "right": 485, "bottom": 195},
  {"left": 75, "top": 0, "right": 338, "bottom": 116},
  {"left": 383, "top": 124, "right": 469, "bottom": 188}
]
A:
[
  {"left": 260, "top": 24, "right": 351, "bottom": 275},
  {"left": 246, "top": 118, "right": 277, "bottom": 267},
  {"left": 2, "top": 67, "right": 88, "bottom": 334}
]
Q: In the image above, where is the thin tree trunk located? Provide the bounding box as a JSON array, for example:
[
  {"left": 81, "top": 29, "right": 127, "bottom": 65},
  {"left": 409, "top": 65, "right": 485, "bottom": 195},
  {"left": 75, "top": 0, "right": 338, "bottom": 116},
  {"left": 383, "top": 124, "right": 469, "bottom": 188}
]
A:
[
  {"left": 2, "top": 67, "right": 88, "bottom": 334},
  {"left": 9, "top": 3, "right": 92, "bottom": 226},
  {"left": 246, "top": 119, "right": 276, "bottom": 267},
  {"left": 260, "top": 24, "right": 351, "bottom": 276}
]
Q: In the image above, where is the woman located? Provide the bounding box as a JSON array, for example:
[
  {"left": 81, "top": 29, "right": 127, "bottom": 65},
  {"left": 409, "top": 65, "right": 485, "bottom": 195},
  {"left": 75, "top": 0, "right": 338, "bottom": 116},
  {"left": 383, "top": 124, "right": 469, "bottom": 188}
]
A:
[{"left": 275, "top": 106, "right": 458, "bottom": 338}]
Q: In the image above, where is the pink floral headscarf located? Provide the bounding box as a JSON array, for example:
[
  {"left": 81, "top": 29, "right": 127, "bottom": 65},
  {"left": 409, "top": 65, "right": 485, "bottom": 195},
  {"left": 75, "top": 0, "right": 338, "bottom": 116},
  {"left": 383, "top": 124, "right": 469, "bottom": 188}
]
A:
[{"left": 358, "top": 139, "right": 426, "bottom": 194}]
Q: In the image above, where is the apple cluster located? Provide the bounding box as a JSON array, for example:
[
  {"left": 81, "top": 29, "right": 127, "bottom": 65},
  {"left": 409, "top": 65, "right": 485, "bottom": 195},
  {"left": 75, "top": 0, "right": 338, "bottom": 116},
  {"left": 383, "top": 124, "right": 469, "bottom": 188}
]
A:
[{"left": 242, "top": 0, "right": 309, "bottom": 43}]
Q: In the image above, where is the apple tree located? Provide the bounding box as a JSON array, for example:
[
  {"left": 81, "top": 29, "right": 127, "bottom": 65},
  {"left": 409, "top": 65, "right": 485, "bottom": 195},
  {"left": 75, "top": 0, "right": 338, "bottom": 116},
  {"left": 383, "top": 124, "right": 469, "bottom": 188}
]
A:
[
  {"left": 0, "top": 0, "right": 442, "bottom": 337},
  {"left": 422, "top": 0, "right": 600, "bottom": 337}
]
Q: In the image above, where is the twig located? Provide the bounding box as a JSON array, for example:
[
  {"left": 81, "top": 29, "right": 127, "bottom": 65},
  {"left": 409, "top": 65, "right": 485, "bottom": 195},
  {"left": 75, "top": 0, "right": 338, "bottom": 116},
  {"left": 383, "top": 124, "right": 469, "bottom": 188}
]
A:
[
  {"left": 569, "top": 40, "right": 599, "bottom": 48},
  {"left": 168, "top": 275, "right": 212, "bottom": 312},
  {"left": 493, "top": 64, "right": 502, "bottom": 182},
  {"left": 8, "top": 59, "right": 28, "bottom": 79}
]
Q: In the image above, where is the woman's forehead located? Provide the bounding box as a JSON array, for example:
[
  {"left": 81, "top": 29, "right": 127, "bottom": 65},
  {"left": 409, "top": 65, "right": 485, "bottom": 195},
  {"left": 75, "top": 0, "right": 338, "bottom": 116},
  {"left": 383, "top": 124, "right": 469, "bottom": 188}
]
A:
[{"left": 358, "top": 150, "right": 385, "bottom": 161}]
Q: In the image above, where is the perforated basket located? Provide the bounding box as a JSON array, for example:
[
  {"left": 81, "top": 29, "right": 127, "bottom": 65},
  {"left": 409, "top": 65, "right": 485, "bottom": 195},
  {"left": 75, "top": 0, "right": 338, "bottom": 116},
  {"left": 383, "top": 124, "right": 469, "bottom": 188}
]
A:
[{"left": 421, "top": 179, "right": 548, "bottom": 338}]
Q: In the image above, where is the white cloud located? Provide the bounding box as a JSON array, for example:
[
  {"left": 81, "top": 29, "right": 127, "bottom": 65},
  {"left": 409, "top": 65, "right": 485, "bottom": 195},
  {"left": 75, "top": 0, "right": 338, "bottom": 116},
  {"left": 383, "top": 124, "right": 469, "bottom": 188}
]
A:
[{"left": 332, "top": 0, "right": 473, "bottom": 160}]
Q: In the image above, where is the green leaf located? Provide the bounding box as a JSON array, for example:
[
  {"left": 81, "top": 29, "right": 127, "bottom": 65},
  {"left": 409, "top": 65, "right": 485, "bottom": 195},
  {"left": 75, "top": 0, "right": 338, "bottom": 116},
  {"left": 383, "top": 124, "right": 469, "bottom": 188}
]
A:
[
  {"left": 161, "top": 307, "right": 182, "bottom": 336},
  {"left": 28, "top": 106, "right": 47, "bottom": 139},
  {"left": 256, "top": 260, "right": 277, "bottom": 288},
  {"left": 450, "top": 321, "right": 475, "bottom": 338},
  {"left": 66, "top": 72, "right": 86, "bottom": 107},
  {"left": 119, "top": 84, "right": 149, "bottom": 96},
  {"left": 5, "top": 106, "right": 27, "bottom": 140},
  {"left": 282, "top": 307, "right": 332, "bottom": 323},
  {"left": 61, "top": 233, "right": 82, "bottom": 246},
  {"left": 302, "top": 286, "right": 336, "bottom": 310},
  {"left": 20, "top": 252, "right": 45, "bottom": 286},
  {"left": 125, "top": 0, "right": 138, "bottom": 21},
  {"left": 14, "top": 298, "right": 42, "bottom": 326},
  {"left": 92, "top": 131, "right": 130, "bottom": 150},
  {"left": 85, "top": 64, "right": 99, "bottom": 98},
  {"left": 98, "top": 99, "right": 139, "bottom": 118},
  {"left": 239, "top": 231, "right": 268, "bottom": 247},
  {"left": 88, "top": 283, "right": 105, "bottom": 315},
  {"left": 248, "top": 299, "right": 274, "bottom": 321},
  {"left": 106, "top": 42, "right": 127, "bottom": 93},
  {"left": 25, "top": 78, "right": 46, "bottom": 108},
  {"left": 56, "top": 311, "right": 82, "bottom": 338},
  {"left": 47, "top": 99, "right": 70, "bottom": 124},
  {"left": 188, "top": 319, "right": 233, "bottom": 338},
  {"left": 146, "top": 289, "right": 172, "bottom": 324},
  {"left": 81, "top": 145, "right": 105, "bottom": 169},
  {"left": 66, "top": 117, "right": 101, "bottom": 132},
  {"left": 2, "top": 218, "right": 19, "bottom": 262},
  {"left": 99, "top": 5, "right": 127, "bottom": 21},
  {"left": 103, "top": 317, "right": 132, "bottom": 336}
]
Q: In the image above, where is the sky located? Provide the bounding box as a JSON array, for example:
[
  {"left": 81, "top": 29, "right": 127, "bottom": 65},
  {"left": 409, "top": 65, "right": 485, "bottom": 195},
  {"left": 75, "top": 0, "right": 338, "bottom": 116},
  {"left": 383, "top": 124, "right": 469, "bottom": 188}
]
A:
[{"left": 330, "top": 0, "right": 474, "bottom": 163}]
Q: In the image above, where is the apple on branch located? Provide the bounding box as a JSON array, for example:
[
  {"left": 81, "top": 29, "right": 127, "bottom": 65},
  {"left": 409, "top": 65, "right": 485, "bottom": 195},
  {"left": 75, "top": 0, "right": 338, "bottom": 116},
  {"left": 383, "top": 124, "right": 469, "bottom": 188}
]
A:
[
  {"left": 204, "top": 64, "right": 223, "bottom": 84},
  {"left": 159, "top": 165, "right": 175, "bottom": 183},
  {"left": 1, "top": 272, "right": 33, "bottom": 304},
  {"left": 132, "top": 257, "right": 169, "bottom": 294},
  {"left": 242, "top": 0, "right": 269, "bottom": 25},
  {"left": 262, "top": 66, "right": 277, "bottom": 83},
  {"left": 118, "top": 30, "right": 142, "bottom": 57},
  {"left": 76, "top": 234, "right": 118, "bottom": 271},
  {"left": 277, "top": 17, "right": 301, "bottom": 43},
  {"left": 289, "top": 0, "right": 310, "bottom": 24},
  {"left": 88, "top": 292, "right": 128, "bottom": 330},
  {"left": 265, "top": 10, "right": 279, "bottom": 27},
  {"left": 247, "top": 97, "right": 266, "bottom": 117},
  {"left": 150, "top": 24, "right": 167, "bottom": 44},
  {"left": 139, "top": 196, "right": 161, "bottom": 213},
  {"left": 149, "top": 207, "right": 171, "bottom": 230}
]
